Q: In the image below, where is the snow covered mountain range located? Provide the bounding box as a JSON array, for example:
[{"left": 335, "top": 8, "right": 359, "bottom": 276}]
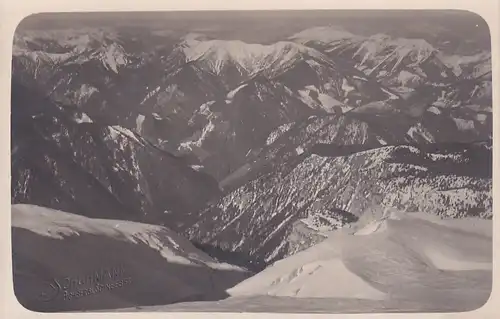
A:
[
  {"left": 11, "top": 21, "right": 492, "bottom": 312},
  {"left": 12, "top": 26, "right": 492, "bottom": 182}
]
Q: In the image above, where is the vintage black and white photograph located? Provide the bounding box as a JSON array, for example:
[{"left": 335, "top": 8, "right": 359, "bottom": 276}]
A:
[{"left": 10, "top": 10, "right": 493, "bottom": 313}]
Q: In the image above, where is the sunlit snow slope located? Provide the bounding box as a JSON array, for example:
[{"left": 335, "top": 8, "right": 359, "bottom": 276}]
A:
[
  {"left": 133, "top": 210, "right": 492, "bottom": 313},
  {"left": 12, "top": 204, "right": 250, "bottom": 312},
  {"left": 226, "top": 210, "right": 492, "bottom": 310}
]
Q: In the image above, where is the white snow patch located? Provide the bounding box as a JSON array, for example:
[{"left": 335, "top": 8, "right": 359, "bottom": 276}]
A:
[
  {"left": 141, "top": 86, "right": 161, "bottom": 105},
  {"left": 297, "top": 89, "right": 316, "bottom": 109},
  {"left": 476, "top": 113, "right": 487, "bottom": 123},
  {"left": 427, "top": 106, "right": 441, "bottom": 115},
  {"left": 298, "top": 86, "right": 344, "bottom": 113},
  {"left": 397, "top": 70, "right": 420, "bottom": 86},
  {"left": 180, "top": 121, "right": 216, "bottom": 150},
  {"left": 76, "top": 84, "right": 98, "bottom": 103},
  {"left": 341, "top": 79, "right": 355, "bottom": 95},
  {"left": 407, "top": 124, "right": 435, "bottom": 143},
  {"left": 199, "top": 101, "right": 216, "bottom": 116},
  {"left": 376, "top": 136, "right": 387, "bottom": 145},
  {"left": 74, "top": 112, "right": 93, "bottom": 124},
  {"left": 317, "top": 94, "right": 344, "bottom": 113},
  {"left": 427, "top": 153, "right": 461, "bottom": 161},
  {"left": 452, "top": 118, "right": 475, "bottom": 131},
  {"left": 190, "top": 165, "right": 204, "bottom": 172},
  {"left": 152, "top": 113, "right": 163, "bottom": 120},
  {"left": 109, "top": 126, "right": 142, "bottom": 144},
  {"left": 352, "top": 75, "right": 367, "bottom": 81},
  {"left": 381, "top": 88, "right": 399, "bottom": 100},
  {"left": 378, "top": 70, "right": 388, "bottom": 77},
  {"left": 266, "top": 123, "right": 293, "bottom": 145},
  {"left": 101, "top": 43, "right": 128, "bottom": 73},
  {"left": 227, "top": 84, "right": 248, "bottom": 100},
  {"left": 135, "top": 114, "right": 145, "bottom": 133},
  {"left": 305, "top": 59, "right": 322, "bottom": 68}
]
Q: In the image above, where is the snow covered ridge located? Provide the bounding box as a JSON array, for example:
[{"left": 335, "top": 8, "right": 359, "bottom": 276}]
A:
[
  {"left": 354, "top": 34, "right": 437, "bottom": 67},
  {"left": 440, "top": 51, "right": 492, "bottom": 77},
  {"left": 14, "top": 28, "right": 122, "bottom": 52},
  {"left": 12, "top": 204, "right": 245, "bottom": 270},
  {"left": 175, "top": 33, "right": 331, "bottom": 75},
  {"left": 106, "top": 125, "right": 144, "bottom": 144},
  {"left": 289, "top": 26, "right": 490, "bottom": 80},
  {"left": 13, "top": 43, "right": 130, "bottom": 74},
  {"left": 13, "top": 29, "right": 131, "bottom": 73},
  {"left": 291, "top": 27, "right": 437, "bottom": 61},
  {"left": 93, "top": 42, "right": 130, "bottom": 73},
  {"left": 12, "top": 204, "right": 249, "bottom": 312}
]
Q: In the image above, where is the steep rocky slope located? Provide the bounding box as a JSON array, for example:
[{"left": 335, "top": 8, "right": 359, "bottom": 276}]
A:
[
  {"left": 121, "top": 34, "right": 397, "bottom": 180},
  {"left": 185, "top": 139, "right": 492, "bottom": 268},
  {"left": 219, "top": 106, "right": 491, "bottom": 192},
  {"left": 11, "top": 80, "right": 221, "bottom": 228}
]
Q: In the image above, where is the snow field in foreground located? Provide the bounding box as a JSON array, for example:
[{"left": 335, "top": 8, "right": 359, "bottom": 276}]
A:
[
  {"left": 226, "top": 209, "right": 491, "bottom": 311},
  {"left": 11, "top": 204, "right": 249, "bottom": 312}
]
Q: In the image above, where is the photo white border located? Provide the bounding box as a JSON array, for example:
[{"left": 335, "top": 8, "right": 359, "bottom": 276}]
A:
[{"left": 1, "top": 0, "right": 498, "bottom": 318}]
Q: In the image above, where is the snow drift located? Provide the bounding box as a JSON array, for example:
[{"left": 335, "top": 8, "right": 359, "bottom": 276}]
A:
[
  {"left": 224, "top": 210, "right": 492, "bottom": 311},
  {"left": 11, "top": 204, "right": 250, "bottom": 312}
]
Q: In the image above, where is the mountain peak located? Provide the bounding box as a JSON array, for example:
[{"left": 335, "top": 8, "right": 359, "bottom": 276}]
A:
[
  {"left": 176, "top": 35, "right": 326, "bottom": 75},
  {"left": 355, "top": 35, "right": 437, "bottom": 60}
]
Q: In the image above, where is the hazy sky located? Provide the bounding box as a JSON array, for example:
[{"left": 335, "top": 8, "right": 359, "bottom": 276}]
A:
[{"left": 18, "top": 10, "right": 490, "bottom": 54}]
